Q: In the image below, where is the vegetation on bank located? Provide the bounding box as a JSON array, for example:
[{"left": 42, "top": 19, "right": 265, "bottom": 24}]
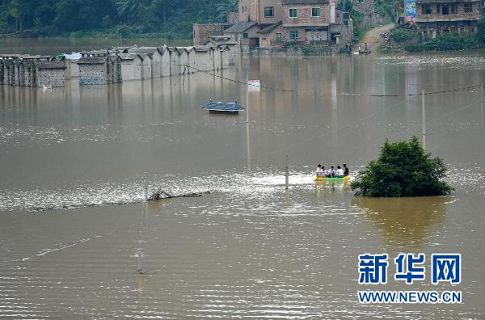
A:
[
  {"left": 405, "top": 33, "right": 477, "bottom": 52},
  {"left": 0, "top": 0, "right": 237, "bottom": 39},
  {"left": 351, "top": 137, "right": 453, "bottom": 197},
  {"left": 374, "top": 0, "right": 398, "bottom": 22},
  {"left": 337, "top": 0, "right": 369, "bottom": 42},
  {"left": 379, "top": 18, "right": 485, "bottom": 53}
]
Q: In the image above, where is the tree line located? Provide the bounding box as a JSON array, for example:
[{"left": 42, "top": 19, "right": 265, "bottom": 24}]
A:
[{"left": 0, "top": 0, "right": 237, "bottom": 38}]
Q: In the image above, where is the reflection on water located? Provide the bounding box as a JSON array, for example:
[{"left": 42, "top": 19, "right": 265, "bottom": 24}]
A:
[
  {"left": 0, "top": 38, "right": 190, "bottom": 55},
  {"left": 354, "top": 196, "right": 449, "bottom": 251}
]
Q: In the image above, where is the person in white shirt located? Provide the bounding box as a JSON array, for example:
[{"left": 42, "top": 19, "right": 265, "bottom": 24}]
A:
[
  {"left": 316, "top": 164, "right": 324, "bottom": 177},
  {"left": 336, "top": 165, "right": 344, "bottom": 177}
]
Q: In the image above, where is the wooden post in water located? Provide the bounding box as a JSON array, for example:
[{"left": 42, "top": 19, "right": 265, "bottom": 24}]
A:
[
  {"left": 481, "top": 84, "right": 484, "bottom": 129},
  {"left": 422, "top": 90, "right": 426, "bottom": 150},
  {"left": 246, "top": 60, "right": 251, "bottom": 170},
  {"left": 144, "top": 186, "right": 148, "bottom": 201},
  {"left": 285, "top": 155, "right": 289, "bottom": 190},
  {"left": 137, "top": 202, "right": 146, "bottom": 275}
]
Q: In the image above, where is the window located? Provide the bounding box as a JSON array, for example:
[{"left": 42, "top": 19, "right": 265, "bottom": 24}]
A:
[
  {"left": 264, "top": 6, "right": 274, "bottom": 18},
  {"left": 290, "top": 30, "right": 299, "bottom": 41},
  {"left": 464, "top": 3, "right": 473, "bottom": 12},
  {"left": 311, "top": 7, "right": 321, "bottom": 17},
  {"left": 243, "top": 33, "right": 248, "bottom": 39},
  {"left": 289, "top": 8, "right": 298, "bottom": 18},
  {"left": 423, "top": 4, "right": 432, "bottom": 14},
  {"left": 276, "top": 32, "right": 282, "bottom": 43},
  {"left": 442, "top": 4, "right": 449, "bottom": 14}
]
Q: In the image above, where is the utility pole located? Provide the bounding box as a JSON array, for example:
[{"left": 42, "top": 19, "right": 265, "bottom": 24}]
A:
[
  {"left": 422, "top": 90, "right": 426, "bottom": 150},
  {"left": 246, "top": 58, "right": 251, "bottom": 170},
  {"left": 285, "top": 155, "right": 289, "bottom": 190}
]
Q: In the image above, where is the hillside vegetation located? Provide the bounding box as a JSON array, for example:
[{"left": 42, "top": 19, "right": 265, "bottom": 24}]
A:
[{"left": 0, "top": 0, "right": 237, "bottom": 39}]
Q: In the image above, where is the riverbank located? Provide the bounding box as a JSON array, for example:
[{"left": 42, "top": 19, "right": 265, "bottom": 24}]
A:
[
  {"left": 360, "top": 23, "right": 395, "bottom": 54},
  {"left": 377, "top": 24, "right": 485, "bottom": 54}
]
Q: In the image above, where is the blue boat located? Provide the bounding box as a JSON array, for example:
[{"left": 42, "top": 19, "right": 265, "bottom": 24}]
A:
[{"left": 202, "top": 101, "right": 244, "bottom": 114}]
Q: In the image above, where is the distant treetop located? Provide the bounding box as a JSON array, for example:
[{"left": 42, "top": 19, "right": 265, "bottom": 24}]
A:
[{"left": 0, "top": 0, "right": 238, "bottom": 38}]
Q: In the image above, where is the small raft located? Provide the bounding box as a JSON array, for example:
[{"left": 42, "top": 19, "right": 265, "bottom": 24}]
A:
[{"left": 314, "top": 176, "right": 351, "bottom": 183}]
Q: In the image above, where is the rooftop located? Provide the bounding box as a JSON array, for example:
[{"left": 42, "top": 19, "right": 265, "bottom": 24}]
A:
[
  {"left": 225, "top": 21, "right": 258, "bottom": 33},
  {"left": 281, "top": 0, "right": 329, "bottom": 4},
  {"left": 259, "top": 22, "right": 283, "bottom": 34},
  {"left": 417, "top": 0, "right": 479, "bottom": 2}
]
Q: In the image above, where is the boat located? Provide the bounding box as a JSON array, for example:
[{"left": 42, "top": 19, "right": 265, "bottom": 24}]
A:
[
  {"left": 202, "top": 101, "right": 244, "bottom": 114},
  {"left": 314, "top": 176, "right": 351, "bottom": 183}
]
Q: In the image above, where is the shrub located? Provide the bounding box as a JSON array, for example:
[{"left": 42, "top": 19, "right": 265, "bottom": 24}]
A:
[
  {"left": 390, "top": 28, "right": 418, "bottom": 43},
  {"left": 351, "top": 137, "right": 453, "bottom": 197},
  {"left": 406, "top": 32, "right": 475, "bottom": 52},
  {"left": 477, "top": 18, "right": 485, "bottom": 46}
]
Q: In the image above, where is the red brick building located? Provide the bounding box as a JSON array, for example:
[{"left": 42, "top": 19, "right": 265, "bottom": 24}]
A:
[
  {"left": 225, "top": 0, "right": 352, "bottom": 50},
  {"left": 193, "top": 24, "right": 225, "bottom": 46}
]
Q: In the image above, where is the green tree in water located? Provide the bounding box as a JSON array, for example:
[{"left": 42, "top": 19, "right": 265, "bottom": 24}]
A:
[{"left": 351, "top": 137, "right": 453, "bottom": 197}]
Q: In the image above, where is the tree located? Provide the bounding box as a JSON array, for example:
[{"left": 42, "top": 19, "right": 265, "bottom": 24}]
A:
[
  {"left": 9, "top": 0, "right": 31, "bottom": 31},
  {"left": 0, "top": 0, "right": 238, "bottom": 37},
  {"left": 351, "top": 137, "right": 453, "bottom": 197},
  {"left": 54, "top": 0, "right": 117, "bottom": 31},
  {"left": 477, "top": 18, "right": 485, "bottom": 46}
]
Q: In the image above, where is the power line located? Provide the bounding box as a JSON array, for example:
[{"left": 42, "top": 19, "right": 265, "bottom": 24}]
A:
[{"left": 182, "top": 64, "right": 483, "bottom": 97}]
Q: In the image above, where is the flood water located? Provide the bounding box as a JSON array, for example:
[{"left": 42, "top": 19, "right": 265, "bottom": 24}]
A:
[
  {"left": 1, "top": 49, "right": 485, "bottom": 319},
  {"left": 0, "top": 38, "right": 190, "bottom": 55}
]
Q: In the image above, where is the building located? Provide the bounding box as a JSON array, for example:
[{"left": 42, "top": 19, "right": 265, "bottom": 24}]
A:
[
  {"left": 191, "top": 46, "right": 214, "bottom": 71},
  {"left": 280, "top": 0, "right": 332, "bottom": 43},
  {"left": 193, "top": 24, "right": 225, "bottom": 46},
  {"left": 77, "top": 51, "right": 121, "bottom": 85},
  {"left": 0, "top": 55, "right": 66, "bottom": 87},
  {"left": 1, "top": 44, "right": 238, "bottom": 88},
  {"left": 224, "top": 21, "right": 260, "bottom": 49},
  {"left": 35, "top": 60, "right": 67, "bottom": 87},
  {"left": 127, "top": 47, "right": 164, "bottom": 78},
  {"left": 120, "top": 53, "right": 144, "bottom": 81},
  {"left": 415, "top": 0, "right": 482, "bottom": 38},
  {"left": 221, "top": 0, "right": 352, "bottom": 50},
  {"left": 238, "top": 0, "right": 283, "bottom": 23}
]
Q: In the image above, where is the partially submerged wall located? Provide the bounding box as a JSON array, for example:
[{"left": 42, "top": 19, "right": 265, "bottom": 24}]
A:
[
  {"left": 36, "top": 62, "right": 66, "bottom": 87},
  {"left": 0, "top": 43, "right": 237, "bottom": 87},
  {"left": 0, "top": 57, "right": 66, "bottom": 87}
]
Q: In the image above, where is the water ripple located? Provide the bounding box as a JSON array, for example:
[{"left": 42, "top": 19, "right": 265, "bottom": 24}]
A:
[{"left": 0, "top": 166, "right": 482, "bottom": 214}]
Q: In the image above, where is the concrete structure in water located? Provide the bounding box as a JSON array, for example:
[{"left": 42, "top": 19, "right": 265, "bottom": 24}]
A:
[
  {"left": 77, "top": 51, "right": 122, "bottom": 85},
  {"left": 0, "top": 42, "right": 237, "bottom": 88},
  {"left": 0, "top": 55, "right": 66, "bottom": 87},
  {"left": 415, "top": 0, "right": 483, "bottom": 38}
]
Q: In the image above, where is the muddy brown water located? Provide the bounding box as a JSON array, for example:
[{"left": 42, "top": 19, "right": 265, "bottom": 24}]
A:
[{"left": 1, "top": 50, "right": 485, "bottom": 318}]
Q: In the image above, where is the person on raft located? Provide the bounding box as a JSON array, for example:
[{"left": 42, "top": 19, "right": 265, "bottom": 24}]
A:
[
  {"left": 316, "top": 164, "right": 325, "bottom": 177},
  {"left": 316, "top": 164, "right": 349, "bottom": 178}
]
